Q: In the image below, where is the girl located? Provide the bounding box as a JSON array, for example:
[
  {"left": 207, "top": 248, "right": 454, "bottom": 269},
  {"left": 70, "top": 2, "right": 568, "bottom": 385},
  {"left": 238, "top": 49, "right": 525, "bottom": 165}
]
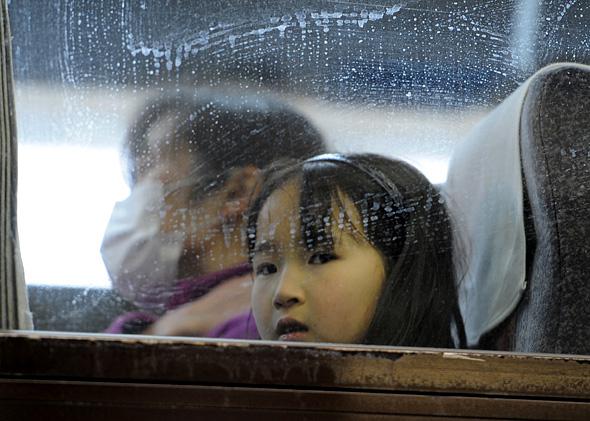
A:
[{"left": 247, "top": 153, "right": 466, "bottom": 348}]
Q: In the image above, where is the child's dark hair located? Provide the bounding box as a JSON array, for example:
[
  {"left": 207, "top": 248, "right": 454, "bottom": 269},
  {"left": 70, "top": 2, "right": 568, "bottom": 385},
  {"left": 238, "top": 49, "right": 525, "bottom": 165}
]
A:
[{"left": 246, "top": 153, "right": 466, "bottom": 348}]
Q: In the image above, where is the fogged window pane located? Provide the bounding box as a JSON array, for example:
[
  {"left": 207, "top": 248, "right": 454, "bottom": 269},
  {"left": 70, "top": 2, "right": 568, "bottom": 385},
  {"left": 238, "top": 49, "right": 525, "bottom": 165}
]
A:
[{"left": 8, "top": 1, "right": 590, "bottom": 345}]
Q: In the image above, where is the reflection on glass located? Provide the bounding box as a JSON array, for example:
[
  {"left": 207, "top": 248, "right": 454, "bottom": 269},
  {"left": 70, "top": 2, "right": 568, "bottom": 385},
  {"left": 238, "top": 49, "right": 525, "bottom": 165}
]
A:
[{"left": 7, "top": 1, "right": 590, "bottom": 352}]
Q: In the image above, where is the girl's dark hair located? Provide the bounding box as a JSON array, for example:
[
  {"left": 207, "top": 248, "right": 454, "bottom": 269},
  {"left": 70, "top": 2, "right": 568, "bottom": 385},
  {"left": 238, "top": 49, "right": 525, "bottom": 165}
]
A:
[
  {"left": 246, "top": 153, "right": 466, "bottom": 348},
  {"left": 123, "top": 87, "right": 326, "bottom": 188}
]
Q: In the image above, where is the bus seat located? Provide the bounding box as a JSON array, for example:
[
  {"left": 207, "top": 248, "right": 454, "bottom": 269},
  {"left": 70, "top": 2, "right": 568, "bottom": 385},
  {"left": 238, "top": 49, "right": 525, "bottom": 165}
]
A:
[
  {"left": 447, "top": 63, "right": 590, "bottom": 354},
  {"left": 513, "top": 63, "right": 590, "bottom": 354},
  {"left": 28, "top": 285, "right": 136, "bottom": 333}
]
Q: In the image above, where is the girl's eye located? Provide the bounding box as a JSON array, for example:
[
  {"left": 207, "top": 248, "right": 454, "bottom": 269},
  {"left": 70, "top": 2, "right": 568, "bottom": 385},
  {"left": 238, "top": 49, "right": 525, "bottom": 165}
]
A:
[
  {"left": 255, "top": 263, "right": 278, "bottom": 276},
  {"left": 308, "top": 252, "right": 337, "bottom": 265}
]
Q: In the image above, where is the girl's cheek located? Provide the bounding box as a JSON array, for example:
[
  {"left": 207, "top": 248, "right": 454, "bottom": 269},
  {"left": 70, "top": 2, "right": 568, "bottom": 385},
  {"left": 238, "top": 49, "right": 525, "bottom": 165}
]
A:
[
  {"left": 251, "top": 281, "right": 265, "bottom": 313},
  {"left": 251, "top": 280, "right": 274, "bottom": 339}
]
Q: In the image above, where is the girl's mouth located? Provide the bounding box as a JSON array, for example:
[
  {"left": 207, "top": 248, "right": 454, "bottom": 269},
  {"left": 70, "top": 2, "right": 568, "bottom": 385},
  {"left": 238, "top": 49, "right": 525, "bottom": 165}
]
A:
[{"left": 276, "top": 318, "right": 309, "bottom": 341}]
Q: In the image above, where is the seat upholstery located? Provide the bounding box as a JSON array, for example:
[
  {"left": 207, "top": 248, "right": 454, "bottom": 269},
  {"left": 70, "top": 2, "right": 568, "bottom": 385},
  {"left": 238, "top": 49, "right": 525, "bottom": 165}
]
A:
[
  {"left": 28, "top": 285, "right": 136, "bottom": 332},
  {"left": 463, "top": 63, "right": 590, "bottom": 355},
  {"left": 515, "top": 64, "right": 590, "bottom": 354}
]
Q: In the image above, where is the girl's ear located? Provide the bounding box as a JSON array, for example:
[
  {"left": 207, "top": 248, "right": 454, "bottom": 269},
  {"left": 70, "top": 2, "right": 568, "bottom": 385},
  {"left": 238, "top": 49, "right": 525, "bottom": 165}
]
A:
[{"left": 220, "top": 165, "right": 262, "bottom": 220}]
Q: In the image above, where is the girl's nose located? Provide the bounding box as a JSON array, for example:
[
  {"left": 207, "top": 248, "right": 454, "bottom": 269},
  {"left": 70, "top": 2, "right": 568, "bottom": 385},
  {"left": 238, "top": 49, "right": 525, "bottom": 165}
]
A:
[{"left": 272, "top": 264, "right": 306, "bottom": 310}]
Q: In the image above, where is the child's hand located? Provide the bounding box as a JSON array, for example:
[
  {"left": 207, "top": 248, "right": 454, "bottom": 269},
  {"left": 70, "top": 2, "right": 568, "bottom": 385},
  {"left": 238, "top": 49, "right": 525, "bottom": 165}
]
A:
[{"left": 143, "top": 274, "right": 252, "bottom": 337}]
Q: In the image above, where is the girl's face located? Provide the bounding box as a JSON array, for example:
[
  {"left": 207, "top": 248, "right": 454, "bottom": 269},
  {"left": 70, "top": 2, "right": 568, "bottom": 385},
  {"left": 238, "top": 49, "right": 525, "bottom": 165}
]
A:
[{"left": 251, "top": 180, "right": 386, "bottom": 344}]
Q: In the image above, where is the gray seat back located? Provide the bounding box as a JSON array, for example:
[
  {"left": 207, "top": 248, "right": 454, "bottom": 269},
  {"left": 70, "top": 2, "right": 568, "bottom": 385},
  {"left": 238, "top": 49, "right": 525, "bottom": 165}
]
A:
[{"left": 515, "top": 64, "right": 590, "bottom": 354}]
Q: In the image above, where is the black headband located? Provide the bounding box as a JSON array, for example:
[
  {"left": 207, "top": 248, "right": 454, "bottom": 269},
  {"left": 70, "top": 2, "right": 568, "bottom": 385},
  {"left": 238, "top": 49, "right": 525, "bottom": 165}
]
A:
[{"left": 304, "top": 153, "right": 404, "bottom": 206}]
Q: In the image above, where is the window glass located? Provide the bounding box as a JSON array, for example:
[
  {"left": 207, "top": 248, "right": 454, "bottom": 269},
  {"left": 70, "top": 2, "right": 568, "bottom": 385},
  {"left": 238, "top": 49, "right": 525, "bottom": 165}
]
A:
[{"left": 8, "top": 1, "right": 590, "bottom": 349}]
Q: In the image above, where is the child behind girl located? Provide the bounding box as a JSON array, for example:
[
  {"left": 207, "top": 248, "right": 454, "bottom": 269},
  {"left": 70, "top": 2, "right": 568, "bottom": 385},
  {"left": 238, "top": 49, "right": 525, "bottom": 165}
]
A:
[{"left": 247, "top": 153, "right": 466, "bottom": 348}]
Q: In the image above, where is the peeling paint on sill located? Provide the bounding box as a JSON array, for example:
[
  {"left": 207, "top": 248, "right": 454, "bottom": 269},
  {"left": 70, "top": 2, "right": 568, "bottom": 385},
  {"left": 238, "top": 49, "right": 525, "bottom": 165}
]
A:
[{"left": 443, "top": 352, "right": 486, "bottom": 362}]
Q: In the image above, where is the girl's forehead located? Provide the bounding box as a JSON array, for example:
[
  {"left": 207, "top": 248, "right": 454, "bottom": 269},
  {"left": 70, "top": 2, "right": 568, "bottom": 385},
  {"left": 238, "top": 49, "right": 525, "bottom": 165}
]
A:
[
  {"left": 255, "top": 180, "right": 365, "bottom": 245},
  {"left": 257, "top": 181, "right": 302, "bottom": 234}
]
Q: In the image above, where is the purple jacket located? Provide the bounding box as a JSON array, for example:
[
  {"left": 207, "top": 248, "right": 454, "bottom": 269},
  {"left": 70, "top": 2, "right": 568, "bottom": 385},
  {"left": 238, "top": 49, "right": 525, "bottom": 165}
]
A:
[{"left": 105, "top": 263, "right": 260, "bottom": 339}]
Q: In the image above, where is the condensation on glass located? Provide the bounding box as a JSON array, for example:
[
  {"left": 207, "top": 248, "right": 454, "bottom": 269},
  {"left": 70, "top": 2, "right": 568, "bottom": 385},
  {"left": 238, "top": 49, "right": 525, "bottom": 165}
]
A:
[{"left": 7, "top": 1, "right": 590, "bottom": 348}]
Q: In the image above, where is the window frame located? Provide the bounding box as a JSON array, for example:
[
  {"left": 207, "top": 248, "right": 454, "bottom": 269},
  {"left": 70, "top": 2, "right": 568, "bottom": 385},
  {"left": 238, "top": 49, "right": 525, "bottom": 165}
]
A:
[{"left": 1, "top": 331, "right": 589, "bottom": 418}]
